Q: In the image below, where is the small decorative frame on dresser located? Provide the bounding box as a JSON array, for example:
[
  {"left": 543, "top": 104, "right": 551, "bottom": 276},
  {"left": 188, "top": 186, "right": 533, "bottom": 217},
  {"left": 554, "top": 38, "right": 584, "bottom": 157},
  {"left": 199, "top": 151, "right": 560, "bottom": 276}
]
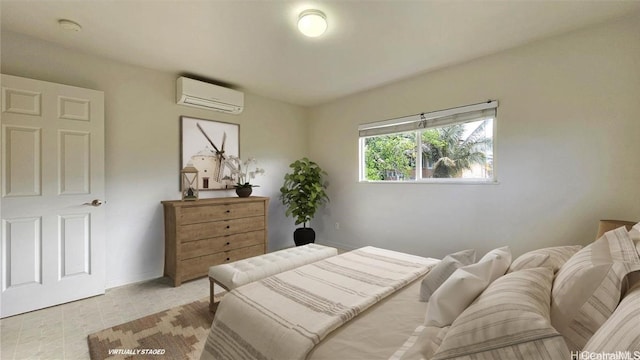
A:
[{"left": 161, "top": 196, "right": 269, "bottom": 286}]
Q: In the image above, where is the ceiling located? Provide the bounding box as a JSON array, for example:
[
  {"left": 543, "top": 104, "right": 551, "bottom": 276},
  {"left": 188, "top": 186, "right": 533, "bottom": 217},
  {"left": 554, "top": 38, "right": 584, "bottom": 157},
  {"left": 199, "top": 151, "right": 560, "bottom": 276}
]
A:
[{"left": 2, "top": 1, "right": 640, "bottom": 107}]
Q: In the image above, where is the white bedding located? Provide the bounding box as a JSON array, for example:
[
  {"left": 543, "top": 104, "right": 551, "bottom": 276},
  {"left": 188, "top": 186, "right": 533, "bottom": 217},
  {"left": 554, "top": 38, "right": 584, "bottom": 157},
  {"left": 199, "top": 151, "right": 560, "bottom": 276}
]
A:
[
  {"left": 308, "top": 277, "right": 438, "bottom": 360},
  {"left": 199, "top": 223, "right": 640, "bottom": 360},
  {"left": 201, "top": 247, "right": 437, "bottom": 360}
]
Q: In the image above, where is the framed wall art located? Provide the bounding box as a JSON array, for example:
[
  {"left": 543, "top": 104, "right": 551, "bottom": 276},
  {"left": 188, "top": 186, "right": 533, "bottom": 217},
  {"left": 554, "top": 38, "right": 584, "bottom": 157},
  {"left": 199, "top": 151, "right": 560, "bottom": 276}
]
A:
[{"left": 180, "top": 116, "right": 239, "bottom": 190}]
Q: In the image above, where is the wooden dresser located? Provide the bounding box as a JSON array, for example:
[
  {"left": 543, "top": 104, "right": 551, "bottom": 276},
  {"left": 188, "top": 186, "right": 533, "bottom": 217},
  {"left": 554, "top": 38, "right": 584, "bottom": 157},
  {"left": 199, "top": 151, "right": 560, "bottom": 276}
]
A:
[{"left": 161, "top": 196, "right": 269, "bottom": 286}]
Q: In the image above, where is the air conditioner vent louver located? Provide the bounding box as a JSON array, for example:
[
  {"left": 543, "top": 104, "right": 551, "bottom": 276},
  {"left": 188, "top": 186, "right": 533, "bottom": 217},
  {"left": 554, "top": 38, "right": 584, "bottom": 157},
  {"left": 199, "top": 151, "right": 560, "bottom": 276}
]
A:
[{"left": 176, "top": 77, "right": 244, "bottom": 114}]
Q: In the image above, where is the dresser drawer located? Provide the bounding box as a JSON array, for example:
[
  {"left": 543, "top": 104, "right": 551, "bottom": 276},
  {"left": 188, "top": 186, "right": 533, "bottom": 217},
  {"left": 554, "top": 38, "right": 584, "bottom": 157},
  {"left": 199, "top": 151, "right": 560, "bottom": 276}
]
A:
[
  {"left": 179, "top": 201, "right": 264, "bottom": 225},
  {"left": 180, "top": 244, "right": 265, "bottom": 281},
  {"left": 179, "top": 216, "right": 265, "bottom": 242},
  {"left": 180, "top": 230, "right": 265, "bottom": 260}
]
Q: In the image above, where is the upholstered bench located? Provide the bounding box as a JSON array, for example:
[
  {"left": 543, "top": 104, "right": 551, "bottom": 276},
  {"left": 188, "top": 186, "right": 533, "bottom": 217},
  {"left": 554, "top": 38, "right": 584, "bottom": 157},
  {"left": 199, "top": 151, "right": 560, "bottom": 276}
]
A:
[{"left": 209, "top": 243, "right": 338, "bottom": 311}]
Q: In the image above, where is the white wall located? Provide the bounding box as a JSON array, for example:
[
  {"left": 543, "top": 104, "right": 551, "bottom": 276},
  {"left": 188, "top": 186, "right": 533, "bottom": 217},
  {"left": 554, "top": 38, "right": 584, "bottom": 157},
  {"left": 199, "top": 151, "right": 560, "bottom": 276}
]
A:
[
  {"left": 1, "top": 31, "right": 308, "bottom": 288},
  {"left": 308, "top": 14, "right": 640, "bottom": 259},
  {"left": 4, "top": 14, "right": 640, "bottom": 288}
]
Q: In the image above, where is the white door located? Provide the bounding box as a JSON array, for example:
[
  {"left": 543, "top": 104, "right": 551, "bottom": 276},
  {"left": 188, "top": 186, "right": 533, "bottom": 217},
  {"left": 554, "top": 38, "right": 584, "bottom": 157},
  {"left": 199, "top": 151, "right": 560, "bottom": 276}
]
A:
[{"left": 1, "top": 74, "right": 105, "bottom": 318}]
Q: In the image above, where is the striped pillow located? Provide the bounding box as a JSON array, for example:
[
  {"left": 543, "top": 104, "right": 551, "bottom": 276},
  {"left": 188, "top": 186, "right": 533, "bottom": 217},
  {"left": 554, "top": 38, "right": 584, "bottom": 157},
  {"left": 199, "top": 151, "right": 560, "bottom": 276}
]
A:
[
  {"left": 583, "top": 281, "right": 640, "bottom": 351},
  {"left": 508, "top": 245, "right": 582, "bottom": 273},
  {"left": 420, "top": 249, "right": 476, "bottom": 302},
  {"left": 431, "top": 267, "right": 569, "bottom": 360},
  {"left": 551, "top": 227, "right": 640, "bottom": 351}
]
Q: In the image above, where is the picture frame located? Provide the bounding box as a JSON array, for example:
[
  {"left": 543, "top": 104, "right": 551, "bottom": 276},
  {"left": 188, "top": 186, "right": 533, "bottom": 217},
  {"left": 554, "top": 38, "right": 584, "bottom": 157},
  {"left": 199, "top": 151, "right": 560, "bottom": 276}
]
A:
[{"left": 180, "top": 116, "right": 240, "bottom": 190}]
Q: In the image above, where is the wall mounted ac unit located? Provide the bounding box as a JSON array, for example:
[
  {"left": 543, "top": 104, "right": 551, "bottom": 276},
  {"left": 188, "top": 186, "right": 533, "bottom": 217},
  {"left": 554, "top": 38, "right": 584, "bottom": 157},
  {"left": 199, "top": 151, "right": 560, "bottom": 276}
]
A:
[{"left": 176, "top": 77, "right": 244, "bottom": 114}]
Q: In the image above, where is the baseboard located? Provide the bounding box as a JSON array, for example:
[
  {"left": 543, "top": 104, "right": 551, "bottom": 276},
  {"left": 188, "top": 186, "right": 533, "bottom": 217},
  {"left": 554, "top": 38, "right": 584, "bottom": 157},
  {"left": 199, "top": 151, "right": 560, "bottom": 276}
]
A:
[{"left": 106, "top": 270, "right": 162, "bottom": 289}]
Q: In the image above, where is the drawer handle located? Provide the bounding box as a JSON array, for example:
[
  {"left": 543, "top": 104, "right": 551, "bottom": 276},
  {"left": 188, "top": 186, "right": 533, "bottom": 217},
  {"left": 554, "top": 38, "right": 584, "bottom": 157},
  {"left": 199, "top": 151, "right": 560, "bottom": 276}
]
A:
[
  {"left": 226, "top": 242, "right": 230, "bottom": 246},
  {"left": 226, "top": 257, "right": 230, "bottom": 261},
  {"left": 225, "top": 210, "right": 231, "bottom": 213},
  {"left": 226, "top": 225, "right": 230, "bottom": 229}
]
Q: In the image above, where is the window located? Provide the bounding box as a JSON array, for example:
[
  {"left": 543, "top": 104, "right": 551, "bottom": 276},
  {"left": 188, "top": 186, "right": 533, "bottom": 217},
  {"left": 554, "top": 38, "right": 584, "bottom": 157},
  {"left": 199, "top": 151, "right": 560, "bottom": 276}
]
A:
[{"left": 359, "top": 101, "right": 497, "bottom": 183}]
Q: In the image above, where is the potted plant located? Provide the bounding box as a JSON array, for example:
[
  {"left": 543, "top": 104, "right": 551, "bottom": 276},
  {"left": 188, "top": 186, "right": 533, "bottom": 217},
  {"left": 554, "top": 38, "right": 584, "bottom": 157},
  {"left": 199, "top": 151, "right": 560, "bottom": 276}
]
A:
[
  {"left": 280, "top": 158, "right": 329, "bottom": 246},
  {"left": 225, "top": 156, "right": 265, "bottom": 197}
]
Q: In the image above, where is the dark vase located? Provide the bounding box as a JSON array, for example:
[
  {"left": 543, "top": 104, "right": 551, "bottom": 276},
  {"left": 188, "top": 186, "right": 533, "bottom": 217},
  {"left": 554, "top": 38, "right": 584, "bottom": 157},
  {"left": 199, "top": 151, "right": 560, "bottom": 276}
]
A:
[
  {"left": 235, "top": 186, "right": 252, "bottom": 198},
  {"left": 294, "top": 227, "right": 316, "bottom": 246}
]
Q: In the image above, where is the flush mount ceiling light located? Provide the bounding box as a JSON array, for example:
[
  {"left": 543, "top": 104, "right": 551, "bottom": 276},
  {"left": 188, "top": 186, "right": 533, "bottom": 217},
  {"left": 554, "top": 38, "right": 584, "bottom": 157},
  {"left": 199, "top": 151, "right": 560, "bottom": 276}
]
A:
[
  {"left": 58, "top": 19, "right": 82, "bottom": 32},
  {"left": 297, "top": 9, "right": 327, "bottom": 37}
]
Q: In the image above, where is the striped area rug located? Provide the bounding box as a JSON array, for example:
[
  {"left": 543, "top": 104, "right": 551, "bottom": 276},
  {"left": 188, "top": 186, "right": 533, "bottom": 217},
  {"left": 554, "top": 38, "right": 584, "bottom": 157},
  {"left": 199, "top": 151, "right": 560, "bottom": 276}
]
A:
[{"left": 87, "top": 295, "right": 222, "bottom": 360}]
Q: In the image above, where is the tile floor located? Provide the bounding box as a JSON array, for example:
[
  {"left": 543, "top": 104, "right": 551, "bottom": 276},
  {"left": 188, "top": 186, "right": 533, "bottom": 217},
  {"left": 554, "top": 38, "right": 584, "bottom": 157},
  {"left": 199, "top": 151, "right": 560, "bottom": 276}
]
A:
[{"left": 0, "top": 276, "right": 211, "bottom": 360}]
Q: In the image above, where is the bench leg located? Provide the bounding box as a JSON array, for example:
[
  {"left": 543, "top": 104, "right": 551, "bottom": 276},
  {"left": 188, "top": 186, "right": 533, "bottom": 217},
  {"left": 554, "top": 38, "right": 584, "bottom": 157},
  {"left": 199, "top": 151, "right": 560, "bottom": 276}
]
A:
[
  {"left": 209, "top": 277, "right": 217, "bottom": 313},
  {"left": 210, "top": 278, "right": 231, "bottom": 313}
]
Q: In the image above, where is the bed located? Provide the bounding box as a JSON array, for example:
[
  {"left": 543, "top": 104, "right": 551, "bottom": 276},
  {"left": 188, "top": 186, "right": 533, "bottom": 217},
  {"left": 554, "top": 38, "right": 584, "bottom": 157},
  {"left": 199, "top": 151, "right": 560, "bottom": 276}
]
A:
[
  {"left": 308, "top": 276, "right": 431, "bottom": 360},
  {"left": 201, "top": 221, "right": 640, "bottom": 360}
]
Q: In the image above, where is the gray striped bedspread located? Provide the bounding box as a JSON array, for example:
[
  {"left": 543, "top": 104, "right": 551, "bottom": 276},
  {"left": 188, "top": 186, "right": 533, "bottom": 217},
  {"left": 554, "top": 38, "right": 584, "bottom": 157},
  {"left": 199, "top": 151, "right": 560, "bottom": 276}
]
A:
[{"left": 200, "top": 246, "right": 438, "bottom": 360}]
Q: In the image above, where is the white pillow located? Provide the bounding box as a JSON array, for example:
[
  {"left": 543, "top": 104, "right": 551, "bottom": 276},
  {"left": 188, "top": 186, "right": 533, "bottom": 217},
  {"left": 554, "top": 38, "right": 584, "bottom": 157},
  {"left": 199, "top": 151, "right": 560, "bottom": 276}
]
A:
[
  {"left": 424, "top": 246, "right": 511, "bottom": 327},
  {"left": 419, "top": 249, "right": 476, "bottom": 302},
  {"left": 630, "top": 223, "right": 640, "bottom": 259},
  {"left": 478, "top": 246, "right": 511, "bottom": 263},
  {"left": 630, "top": 222, "right": 640, "bottom": 243}
]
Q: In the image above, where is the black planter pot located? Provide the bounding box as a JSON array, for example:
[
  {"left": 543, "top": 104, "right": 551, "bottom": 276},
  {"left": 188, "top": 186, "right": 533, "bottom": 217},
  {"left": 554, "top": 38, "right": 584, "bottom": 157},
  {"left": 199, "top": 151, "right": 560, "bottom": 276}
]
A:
[
  {"left": 235, "top": 186, "right": 252, "bottom": 197},
  {"left": 294, "top": 227, "right": 316, "bottom": 246}
]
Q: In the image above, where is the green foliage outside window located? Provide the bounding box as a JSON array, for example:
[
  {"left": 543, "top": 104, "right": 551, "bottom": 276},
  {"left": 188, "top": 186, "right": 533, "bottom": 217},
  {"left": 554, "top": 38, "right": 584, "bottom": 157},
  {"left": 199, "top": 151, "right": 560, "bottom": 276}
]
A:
[
  {"left": 364, "top": 133, "right": 416, "bottom": 180},
  {"left": 423, "top": 121, "right": 492, "bottom": 178},
  {"left": 363, "top": 120, "right": 492, "bottom": 180}
]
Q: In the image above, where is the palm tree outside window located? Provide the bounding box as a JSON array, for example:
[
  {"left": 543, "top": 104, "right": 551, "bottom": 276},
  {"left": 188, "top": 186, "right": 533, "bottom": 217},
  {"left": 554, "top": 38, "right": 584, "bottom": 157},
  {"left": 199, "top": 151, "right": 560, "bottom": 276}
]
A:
[{"left": 358, "top": 101, "right": 497, "bottom": 183}]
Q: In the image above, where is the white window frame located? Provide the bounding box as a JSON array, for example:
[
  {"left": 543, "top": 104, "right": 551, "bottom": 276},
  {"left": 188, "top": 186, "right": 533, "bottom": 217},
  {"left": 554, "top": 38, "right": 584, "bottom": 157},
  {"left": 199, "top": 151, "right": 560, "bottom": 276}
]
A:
[{"left": 358, "top": 100, "right": 498, "bottom": 184}]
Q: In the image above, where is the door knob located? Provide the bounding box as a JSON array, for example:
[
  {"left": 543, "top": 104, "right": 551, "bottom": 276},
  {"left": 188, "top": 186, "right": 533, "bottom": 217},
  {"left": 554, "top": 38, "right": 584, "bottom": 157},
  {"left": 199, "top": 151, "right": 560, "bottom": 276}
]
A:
[{"left": 83, "top": 199, "right": 105, "bottom": 207}]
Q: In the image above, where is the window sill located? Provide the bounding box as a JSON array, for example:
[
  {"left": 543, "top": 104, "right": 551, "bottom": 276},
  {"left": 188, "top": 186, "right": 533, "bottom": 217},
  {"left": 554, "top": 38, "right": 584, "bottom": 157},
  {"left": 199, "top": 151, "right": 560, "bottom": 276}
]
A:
[{"left": 359, "top": 179, "right": 499, "bottom": 185}]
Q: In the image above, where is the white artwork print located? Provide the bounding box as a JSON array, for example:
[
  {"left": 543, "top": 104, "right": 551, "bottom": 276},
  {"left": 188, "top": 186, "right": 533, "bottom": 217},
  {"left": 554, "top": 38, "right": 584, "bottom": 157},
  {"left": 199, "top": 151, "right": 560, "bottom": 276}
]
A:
[{"left": 181, "top": 116, "right": 239, "bottom": 190}]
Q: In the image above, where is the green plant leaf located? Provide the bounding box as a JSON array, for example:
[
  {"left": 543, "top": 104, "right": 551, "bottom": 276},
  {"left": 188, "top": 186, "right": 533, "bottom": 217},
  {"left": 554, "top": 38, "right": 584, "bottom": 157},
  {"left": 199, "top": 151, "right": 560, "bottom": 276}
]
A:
[{"left": 280, "top": 158, "right": 329, "bottom": 227}]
